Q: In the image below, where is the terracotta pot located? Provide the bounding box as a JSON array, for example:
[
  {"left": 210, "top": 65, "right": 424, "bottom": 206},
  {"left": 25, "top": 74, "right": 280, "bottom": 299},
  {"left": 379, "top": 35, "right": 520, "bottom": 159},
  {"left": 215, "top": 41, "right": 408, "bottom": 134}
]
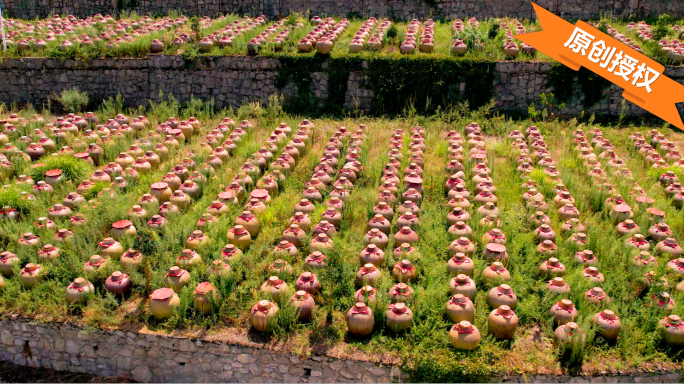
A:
[
  {"left": 488, "top": 305, "right": 518, "bottom": 339},
  {"left": 260, "top": 276, "right": 289, "bottom": 303},
  {"left": 111, "top": 220, "right": 136, "bottom": 240},
  {"left": 19, "top": 263, "right": 44, "bottom": 289},
  {"left": 359, "top": 244, "right": 385, "bottom": 267},
  {"left": 585, "top": 286, "right": 610, "bottom": 305},
  {"left": 447, "top": 253, "right": 474, "bottom": 277},
  {"left": 227, "top": 225, "right": 251, "bottom": 249},
  {"left": 553, "top": 322, "right": 584, "bottom": 346},
  {"left": 98, "top": 238, "right": 123, "bottom": 258},
  {"left": 354, "top": 286, "right": 377, "bottom": 304},
  {"left": 296, "top": 272, "right": 321, "bottom": 295},
  {"left": 356, "top": 263, "right": 382, "bottom": 286},
  {"left": 486, "top": 284, "right": 517, "bottom": 309},
  {"left": 482, "top": 262, "right": 511, "bottom": 283},
  {"left": 446, "top": 293, "right": 475, "bottom": 323},
  {"left": 392, "top": 260, "right": 417, "bottom": 282},
  {"left": 386, "top": 303, "right": 413, "bottom": 332},
  {"left": 449, "top": 237, "right": 476, "bottom": 257},
  {"left": 449, "top": 274, "right": 477, "bottom": 299},
  {"left": 394, "top": 226, "right": 419, "bottom": 244},
  {"left": 449, "top": 321, "right": 480, "bottom": 350},
  {"left": 164, "top": 266, "right": 191, "bottom": 291},
  {"left": 551, "top": 299, "right": 579, "bottom": 325},
  {"left": 105, "top": 271, "right": 131, "bottom": 295},
  {"left": 656, "top": 238, "right": 683, "bottom": 259},
  {"left": 291, "top": 290, "right": 316, "bottom": 320},
  {"left": 121, "top": 249, "right": 144, "bottom": 270},
  {"left": 540, "top": 257, "right": 566, "bottom": 278},
  {"left": 0, "top": 252, "right": 20, "bottom": 277},
  {"left": 193, "top": 282, "right": 220, "bottom": 314},
  {"left": 150, "top": 182, "right": 172, "bottom": 202},
  {"left": 483, "top": 243, "right": 508, "bottom": 262},
  {"left": 66, "top": 277, "right": 95, "bottom": 303},
  {"left": 149, "top": 288, "right": 181, "bottom": 319},
  {"left": 176, "top": 249, "right": 202, "bottom": 270},
  {"left": 659, "top": 315, "right": 684, "bottom": 347},
  {"left": 593, "top": 310, "right": 621, "bottom": 340},
  {"left": 346, "top": 302, "right": 374, "bottom": 336}
]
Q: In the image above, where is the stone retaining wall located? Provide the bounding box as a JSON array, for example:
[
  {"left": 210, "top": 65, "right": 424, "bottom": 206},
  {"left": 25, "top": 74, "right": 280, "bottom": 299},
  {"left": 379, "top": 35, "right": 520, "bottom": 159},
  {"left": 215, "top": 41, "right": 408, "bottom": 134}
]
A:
[
  {"left": 0, "top": 317, "right": 681, "bottom": 383},
  {"left": 2, "top": 0, "right": 684, "bottom": 21},
  {"left": 0, "top": 55, "right": 683, "bottom": 120},
  {"left": 0, "top": 316, "right": 403, "bottom": 383}
]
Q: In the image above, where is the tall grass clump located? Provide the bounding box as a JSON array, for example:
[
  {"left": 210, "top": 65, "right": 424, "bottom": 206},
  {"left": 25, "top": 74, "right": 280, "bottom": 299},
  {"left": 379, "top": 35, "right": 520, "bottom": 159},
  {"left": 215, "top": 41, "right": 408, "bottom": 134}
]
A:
[{"left": 57, "top": 87, "right": 90, "bottom": 113}]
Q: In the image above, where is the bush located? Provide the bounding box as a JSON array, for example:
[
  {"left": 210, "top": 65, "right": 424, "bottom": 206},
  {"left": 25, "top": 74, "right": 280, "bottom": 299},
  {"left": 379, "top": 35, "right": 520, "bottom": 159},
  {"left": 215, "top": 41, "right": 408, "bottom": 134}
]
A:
[
  {"left": 28, "top": 155, "right": 94, "bottom": 182},
  {"left": 57, "top": 87, "right": 90, "bottom": 113}
]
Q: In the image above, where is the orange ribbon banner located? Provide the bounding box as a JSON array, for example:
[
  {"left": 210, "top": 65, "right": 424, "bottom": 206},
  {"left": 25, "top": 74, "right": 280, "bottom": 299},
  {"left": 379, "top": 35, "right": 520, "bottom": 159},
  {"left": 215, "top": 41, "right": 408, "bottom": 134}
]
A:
[{"left": 516, "top": 3, "right": 684, "bottom": 129}]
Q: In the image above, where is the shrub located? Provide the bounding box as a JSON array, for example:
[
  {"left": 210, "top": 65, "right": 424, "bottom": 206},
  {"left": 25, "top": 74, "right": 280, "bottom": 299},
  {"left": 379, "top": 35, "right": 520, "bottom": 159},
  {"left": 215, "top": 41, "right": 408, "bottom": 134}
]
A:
[
  {"left": 57, "top": 87, "right": 90, "bottom": 113},
  {"left": 28, "top": 155, "right": 94, "bottom": 182}
]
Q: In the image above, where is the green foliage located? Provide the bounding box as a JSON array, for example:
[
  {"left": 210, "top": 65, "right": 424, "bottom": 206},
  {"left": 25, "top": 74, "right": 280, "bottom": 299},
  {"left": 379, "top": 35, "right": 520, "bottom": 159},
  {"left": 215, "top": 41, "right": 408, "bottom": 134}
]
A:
[
  {"left": 487, "top": 24, "right": 500, "bottom": 40},
  {"left": 57, "top": 87, "right": 90, "bottom": 113},
  {"left": 547, "top": 64, "right": 611, "bottom": 109},
  {"left": 386, "top": 24, "right": 398, "bottom": 41},
  {"left": 28, "top": 155, "right": 94, "bottom": 182},
  {"left": 0, "top": 185, "right": 35, "bottom": 212}
]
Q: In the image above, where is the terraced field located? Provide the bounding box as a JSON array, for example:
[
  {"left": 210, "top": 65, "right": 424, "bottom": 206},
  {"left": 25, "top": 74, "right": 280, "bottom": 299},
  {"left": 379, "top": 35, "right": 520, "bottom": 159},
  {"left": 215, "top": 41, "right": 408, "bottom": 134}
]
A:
[
  {"left": 1, "top": 13, "right": 684, "bottom": 65},
  {"left": 0, "top": 97, "right": 684, "bottom": 379}
]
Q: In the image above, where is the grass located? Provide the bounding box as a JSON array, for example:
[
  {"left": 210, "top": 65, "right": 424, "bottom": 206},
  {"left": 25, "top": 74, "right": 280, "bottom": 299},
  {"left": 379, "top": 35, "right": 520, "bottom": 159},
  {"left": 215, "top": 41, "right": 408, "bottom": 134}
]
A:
[{"left": 0, "top": 97, "right": 684, "bottom": 380}]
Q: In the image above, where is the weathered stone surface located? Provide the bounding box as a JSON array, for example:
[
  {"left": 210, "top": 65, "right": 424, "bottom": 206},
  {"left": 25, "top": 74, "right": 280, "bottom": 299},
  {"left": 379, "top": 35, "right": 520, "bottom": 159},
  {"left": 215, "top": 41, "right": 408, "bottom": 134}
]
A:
[{"left": 1, "top": 57, "right": 682, "bottom": 119}]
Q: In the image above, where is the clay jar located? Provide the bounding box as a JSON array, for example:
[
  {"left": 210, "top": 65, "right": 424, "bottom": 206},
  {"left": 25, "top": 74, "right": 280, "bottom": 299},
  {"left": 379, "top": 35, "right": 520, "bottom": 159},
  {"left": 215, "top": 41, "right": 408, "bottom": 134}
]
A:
[
  {"left": 386, "top": 303, "right": 413, "bottom": 332},
  {"left": 447, "top": 221, "right": 473, "bottom": 239},
  {"left": 392, "top": 260, "right": 417, "bottom": 283},
  {"left": 368, "top": 214, "right": 391, "bottom": 234},
  {"left": 235, "top": 211, "right": 259, "bottom": 237},
  {"left": 186, "top": 230, "right": 209, "bottom": 250},
  {"left": 445, "top": 294, "right": 475, "bottom": 323},
  {"left": 227, "top": 225, "right": 251, "bottom": 249},
  {"left": 261, "top": 276, "right": 289, "bottom": 303},
  {"left": 584, "top": 266, "right": 605, "bottom": 283},
  {"left": 388, "top": 283, "right": 415, "bottom": 303},
  {"left": 585, "top": 287, "right": 610, "bottom": 305},
  {"left": 105, "top": 271, "right": 131, "bottom": 295},
  {"left": 449, "top": 274, "right": 477, "bottom": 299},
  {"left": 482, "top": 262, "right": 511, "bottom": 284},
  {"left": 291, "top": 290, "right": 316, "bottom": 320},
  {"left": 304, "top": 252, "right": 328, "bottom": 270},
  {"left": 593, "top": 309, "right": 621, "bottom": 340},
  {"left": 193, "top": 282, "right": 220, "bottom": 314},
  {"left": 447, "top": 253, "right": 474, "bottom": 277},
  {"left": 553, "top": 322, "right": 583, "bottom": 346},
  {"left": 0, "top": 251, "right": 19, "bottom": 277},
  {"left": 535, "top": 224, "right": 556, "bottom": 242},
  {"left": 359, "top": 244, "right": 385, "bottom": 267},
  {"left": 659, "top": 315, "right": 684, "bottom": 347},
  {"left": 66, "top": 277, "right": 95, "bottom": 303},
  {"left": 150, "top": 182, "right": 172, "bottom": 202},
  {"left": 98, "top": 237, "right": 124, "bottom": 258},
  {"left": 551, "top": 299, "right": 579, "bottom": 325},
  {"left": 488, "top": 305, "right": 518, "bottom": 339},
  {"left": 355, "top": 286, "right": 377, "bottom": 304},
  {"left": 656, "top": 238, "right": 683, "bottom": 259},
  {"left": 282, "top": 224, "right": 306, "bottom": 247},
  {"left": 540, "top": 257, "right": 566, "bottom": 278},
  {"left": 19, "top": 263, "right": 44, "bottom": 289},
  {"left": 176, "top": 249, "right": 202, "bottom": 270},
  {"left": 250, "top": 300, "right": 279, "bottom": 332},
  {"left": 356, "top": 263, "right": 382, "bottom": 286},
  {"left": 18, "top": 232, "right": 40, "bottom": 248},
  {"left": 296, "top": 272, "right": 321, "bottom": 295},
  {"left": 364, "top": 228, "right": 389, "bottom": 249},
  {"left": 111, "top": 220, "right": 136, "bottom": 240},
  {"left": 487, "top": 284, "right": 517, "bottom": 309},
  {"left": 149, "top": 288, "right": 181, "bottom": 320},
  {"left": 449, "top": 237, "right": 476, "bottom": 257},
  {"left": 346, "top": 302, "right": 375, "bottom": 336},
  {"left": 394, "top": 226, "right": 419, "bottom": 245},
  {"left": 165, "top": 266, "right": 191, "bottom": 291},
  {"left": 449, "top": 321, "right": 481, "bottom": 350},
  {"left": 483, "top": 243, "right": 508, "bottom": 262}
]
